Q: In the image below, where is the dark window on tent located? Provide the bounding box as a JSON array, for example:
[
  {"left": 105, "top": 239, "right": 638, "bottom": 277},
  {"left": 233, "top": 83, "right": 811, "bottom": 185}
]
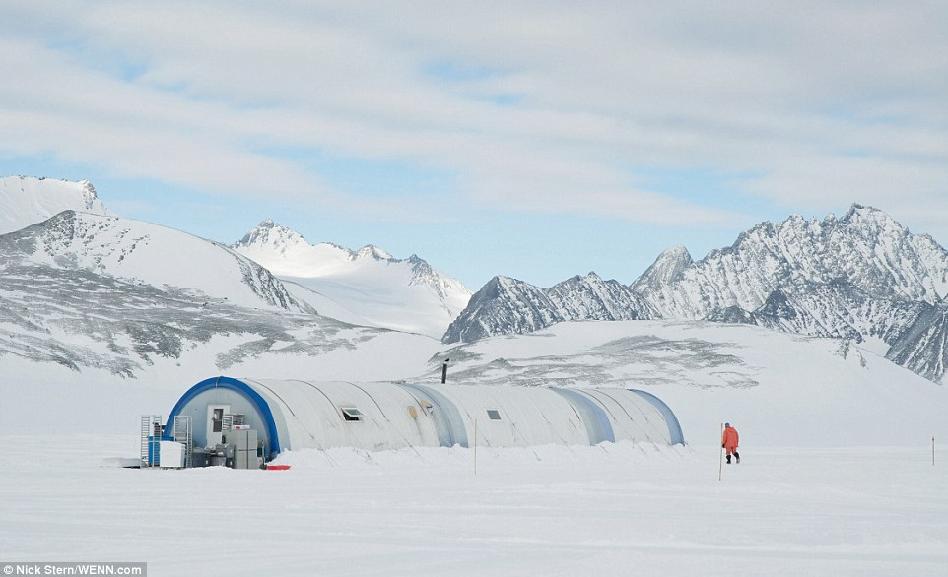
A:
[
  {"left": 212, "top": 408, "right": 224, "bottom": 432},
  {"left": 487, "top": 410, "right": 502, "bottom": 420},
  {"left": 341, "top": 407, "right": 364, "bottom": 421}
]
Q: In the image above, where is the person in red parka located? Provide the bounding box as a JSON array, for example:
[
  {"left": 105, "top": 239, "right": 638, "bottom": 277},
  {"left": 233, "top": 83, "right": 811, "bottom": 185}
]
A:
[{"left": 722, "top": 422, "right": 740, "bottom": 464}]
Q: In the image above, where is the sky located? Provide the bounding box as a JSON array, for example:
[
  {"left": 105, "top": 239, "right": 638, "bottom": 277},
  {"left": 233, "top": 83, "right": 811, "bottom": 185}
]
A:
[{"left": 1, "top": 1, "right": 946, "bottom": 289}]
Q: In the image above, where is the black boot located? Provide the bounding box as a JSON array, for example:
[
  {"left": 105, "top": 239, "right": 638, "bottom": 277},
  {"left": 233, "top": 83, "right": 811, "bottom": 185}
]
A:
[
  {"left": 725, "top": 454, "right": 731, "bottom": 464},
  {"left": 734, "top": 452, "right": 740, "bottom": 464}
]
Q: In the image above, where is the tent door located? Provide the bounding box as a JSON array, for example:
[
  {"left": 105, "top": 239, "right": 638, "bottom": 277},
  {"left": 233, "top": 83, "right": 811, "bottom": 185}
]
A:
[{"left": 206, "top": 404, "right": 230, "bottom": 447}]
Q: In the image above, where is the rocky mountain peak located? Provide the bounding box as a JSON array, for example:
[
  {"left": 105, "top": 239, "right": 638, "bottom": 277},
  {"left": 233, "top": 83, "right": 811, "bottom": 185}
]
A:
[
  {"left": 77, "top": 179, "right": 99, "bottom": 210},
  {"left": 633, "top": 245, "right": 693, "bottom": 291},
  {"left": 235, "top": 219, "right": 309, "bottom": 254},
  {"left": 442, "top": 275, "right": 561, "bottom": 344},
  {"left": 444, "top": 272, "right": 656, "bottom": 344},
  {"left": 355, "top": 244, "right": 394, "bottom": 261}
]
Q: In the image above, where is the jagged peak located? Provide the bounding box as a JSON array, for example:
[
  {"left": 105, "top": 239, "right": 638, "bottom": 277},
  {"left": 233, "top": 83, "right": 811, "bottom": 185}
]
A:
[
  {"left": 840, "top": 203, "right": 897, "bottom": 226},
  {"left": 583, "top": 271, "right": 602, "bottom": 281},
  {"left": 562, "top": 271, "right": 603, "bottom": 284},
  {"left": 661, "top": 244, "right": 691, "bottom": 257},
  {"left": 252, "top": 218, "right": 296, "bottom": 233},
  {"left": 633, "top": 244, "right": 694, "bottom": 289},
  {"left": 467, "top": 275, "right": 512, "bottom": 301},
  {"left": 480, "top": 275, "right": 533, "bottom": 292},
  {"left": 356, "top": 244, "right": 394, "bottom": 261},
  {"left": 406, "top": 254, "right": 431, "bottom": 272},
  {"left": 697, "top": 205, "right": 912, "bottom": 265},
  {"left": 652, "top": 244, "right": 693, "bottom": 268},
  {"left": 237, "top": 222, "right": 408, "bottom": 264},
  {"left": 235, "top": 219, "right": 308, "bottom": 249}
]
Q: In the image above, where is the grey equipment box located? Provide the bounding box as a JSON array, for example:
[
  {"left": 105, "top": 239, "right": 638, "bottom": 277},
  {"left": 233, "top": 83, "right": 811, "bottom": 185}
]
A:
[{"left": 224, "top": 429, "right": 258, "bottom": 470}]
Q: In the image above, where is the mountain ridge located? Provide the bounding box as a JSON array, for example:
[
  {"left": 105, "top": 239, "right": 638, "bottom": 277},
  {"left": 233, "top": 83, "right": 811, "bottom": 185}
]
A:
[
  {"left": 444, "top": 204, "right": 948, "bottom": 384},
  {"left": 234, "top": 219, "right": 471, "bottom": 338}
]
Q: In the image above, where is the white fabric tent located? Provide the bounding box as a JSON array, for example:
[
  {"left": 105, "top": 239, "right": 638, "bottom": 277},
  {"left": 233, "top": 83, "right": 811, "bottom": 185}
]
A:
[{"left": 167, "top": 376, "right": 685, "bottom": 460}]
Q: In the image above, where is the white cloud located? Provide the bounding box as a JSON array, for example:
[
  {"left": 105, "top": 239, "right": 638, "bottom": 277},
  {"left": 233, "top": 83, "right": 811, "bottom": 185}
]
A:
[{"left": 1, "top": 0, "right": 946, "bottom": 235}]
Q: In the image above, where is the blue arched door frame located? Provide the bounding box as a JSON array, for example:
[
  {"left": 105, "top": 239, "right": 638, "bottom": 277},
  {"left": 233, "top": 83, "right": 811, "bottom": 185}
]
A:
[{"left": 166, "top": 376, "right": 283, "bottom": 457}]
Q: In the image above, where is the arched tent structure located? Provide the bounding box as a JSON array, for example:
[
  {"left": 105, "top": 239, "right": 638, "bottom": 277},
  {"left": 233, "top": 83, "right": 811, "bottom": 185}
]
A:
[{"left": 166, "top": 376, "right": 685, "bottom": 463}]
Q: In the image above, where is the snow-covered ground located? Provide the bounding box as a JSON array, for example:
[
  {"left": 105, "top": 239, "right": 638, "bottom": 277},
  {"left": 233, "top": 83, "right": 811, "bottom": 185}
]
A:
[{"left": 2, "top": 436, "right": 946, "bottom": 577}]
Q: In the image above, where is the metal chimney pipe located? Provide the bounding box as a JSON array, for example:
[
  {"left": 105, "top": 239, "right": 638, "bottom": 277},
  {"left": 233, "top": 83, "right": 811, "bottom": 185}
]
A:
[{"left": 441, "top": 358, "right": 449, "bottom": 384}]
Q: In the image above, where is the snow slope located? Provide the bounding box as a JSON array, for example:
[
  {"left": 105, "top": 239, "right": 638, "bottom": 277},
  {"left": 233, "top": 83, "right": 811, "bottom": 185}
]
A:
[
  {"left": 6, "top": 211, "right": 309, "bottom": 313},
  {"left": 234, "top": 220, "right": 471, "bottom": 337},
  {"left": 0, "top": 175, "right": 107, "bottom": 234},
  {"left": 434, "top": 320, "right": 948, "bottom": 446}
]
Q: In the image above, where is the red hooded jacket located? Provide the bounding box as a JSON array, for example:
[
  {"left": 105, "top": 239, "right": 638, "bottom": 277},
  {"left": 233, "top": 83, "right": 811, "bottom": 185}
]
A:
[{"left": 722, "top": 425, "right": 739, "bottom": 450}]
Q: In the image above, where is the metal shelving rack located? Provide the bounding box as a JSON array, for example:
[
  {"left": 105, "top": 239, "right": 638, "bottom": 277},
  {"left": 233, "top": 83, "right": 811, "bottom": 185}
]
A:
[
  {"left": 173, "top": 415, "right": 193, "bottom": 468},
  {"left": 140, "top": 415, "right": 162, "bottom": 468}
]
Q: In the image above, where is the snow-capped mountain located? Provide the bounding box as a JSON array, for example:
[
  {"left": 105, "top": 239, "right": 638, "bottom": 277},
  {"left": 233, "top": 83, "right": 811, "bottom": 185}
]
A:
[
  {"left": 631, "top": 245, "right": 692, "bottom": 292},
  {"left": 443, "top": 276, "right": 564, "bottom": 343},
  {"left": 639, "top": 206, "right": 948, "bottom": 382},
  {"left": 0, "top": 175, "right": 108, "bottom": 234},
  {"left": 445, "top": 205, "right": 948, "bottom": 383},
  {"left": 641, "top": 205, "right": 948, "bottom": 319},
  {"left": 234, "top": 220, "right": 471, "bottom": 338},
  {"left": 443, "top": 273, "right": 655, "bottom": 344},
  {"left": 0, "top": 210, "right": 441, "bottom": 378},
  {"left": 20, "top": 211, "right": 310, "bottom": 313}
]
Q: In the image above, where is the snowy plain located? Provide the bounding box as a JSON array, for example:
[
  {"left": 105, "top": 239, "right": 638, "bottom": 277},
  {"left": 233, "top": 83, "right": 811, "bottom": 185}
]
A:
[{"left": 1, "top": 436, "right": 946, "bottom": 577}]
